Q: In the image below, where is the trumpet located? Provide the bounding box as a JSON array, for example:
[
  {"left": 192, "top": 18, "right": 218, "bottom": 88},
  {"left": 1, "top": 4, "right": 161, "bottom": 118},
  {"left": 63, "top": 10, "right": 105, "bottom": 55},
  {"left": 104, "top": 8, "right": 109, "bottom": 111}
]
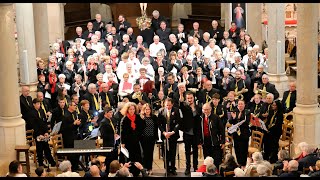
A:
[
  {"left": 37, "top": 135, "right": 50, "bottom": 142},
  {"left": 254, "top": 88, "right": 270, "bottom": 99},
  {"left": 132, "top": 91, "right": 143, "bottom": 102}
]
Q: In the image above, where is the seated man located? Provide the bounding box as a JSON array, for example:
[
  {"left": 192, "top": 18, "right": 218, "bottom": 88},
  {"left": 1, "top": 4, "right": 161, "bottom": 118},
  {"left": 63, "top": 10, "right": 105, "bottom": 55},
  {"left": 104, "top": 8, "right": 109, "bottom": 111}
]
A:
[
  {"left": 279, "top": 160, "right": 301, "bottom": 177},
  {"left": 56, "top": 160, "right": 81, "bottom": 177},
  {"left": 297, "top": 143, "right": 318, "bottom": 172}
]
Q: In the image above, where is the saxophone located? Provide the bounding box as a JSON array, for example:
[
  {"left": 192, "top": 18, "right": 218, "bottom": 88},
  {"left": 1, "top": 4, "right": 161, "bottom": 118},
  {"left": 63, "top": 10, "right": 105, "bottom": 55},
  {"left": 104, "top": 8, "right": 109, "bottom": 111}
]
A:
[{"left": 168, "top": 85, "right": 173, "bottom": 95}]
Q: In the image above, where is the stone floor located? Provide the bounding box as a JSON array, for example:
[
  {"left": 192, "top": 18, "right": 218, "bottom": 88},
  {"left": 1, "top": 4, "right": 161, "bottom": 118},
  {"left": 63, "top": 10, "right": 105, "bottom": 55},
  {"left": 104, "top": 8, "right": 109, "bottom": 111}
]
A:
[{"left": 27, "top": 143, "right": 205, "bottom": 177}]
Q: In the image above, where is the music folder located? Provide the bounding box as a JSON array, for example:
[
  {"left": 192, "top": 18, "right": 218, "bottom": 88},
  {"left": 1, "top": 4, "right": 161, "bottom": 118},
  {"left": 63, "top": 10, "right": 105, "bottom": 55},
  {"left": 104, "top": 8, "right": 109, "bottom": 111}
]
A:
[
  {"left": 90, "top": 127, "right": 100, "bottom": 138},
  {"left": 51, "top": 121, "right": 62, "bottom": 135},
  {"left": 121, "top": 147, "right": 129, "bottom": 158}
]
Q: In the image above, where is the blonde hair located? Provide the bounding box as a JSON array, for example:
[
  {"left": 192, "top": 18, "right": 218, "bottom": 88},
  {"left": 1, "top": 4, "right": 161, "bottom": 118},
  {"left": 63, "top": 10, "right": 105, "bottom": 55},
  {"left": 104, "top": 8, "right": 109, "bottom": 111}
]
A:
[
  {"left": 140, "top": 103, "right": 152, "bottom": 119},
  {"left": 120, "top": 102, "right": 139, "bottom": 116}
]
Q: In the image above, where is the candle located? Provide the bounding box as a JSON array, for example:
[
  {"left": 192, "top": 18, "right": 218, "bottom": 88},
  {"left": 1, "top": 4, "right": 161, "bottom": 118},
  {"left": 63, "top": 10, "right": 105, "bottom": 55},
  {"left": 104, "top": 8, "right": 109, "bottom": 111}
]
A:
[{"left": 23, "top": 50, "right": 30, "bottom": 84}]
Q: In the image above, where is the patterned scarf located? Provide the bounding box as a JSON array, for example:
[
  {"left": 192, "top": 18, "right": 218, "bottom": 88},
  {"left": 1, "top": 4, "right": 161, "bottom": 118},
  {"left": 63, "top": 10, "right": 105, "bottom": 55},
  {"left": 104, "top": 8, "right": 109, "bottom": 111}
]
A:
[{"left": 49, "top": 74, "right": 57, "bottom": 94}]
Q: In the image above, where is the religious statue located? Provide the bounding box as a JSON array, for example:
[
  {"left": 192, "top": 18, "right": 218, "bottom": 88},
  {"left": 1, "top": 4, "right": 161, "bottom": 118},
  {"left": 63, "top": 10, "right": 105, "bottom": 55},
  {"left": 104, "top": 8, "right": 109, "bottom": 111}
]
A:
[{"left": 136, "top": 3, "right": 151, "bottom": 31}]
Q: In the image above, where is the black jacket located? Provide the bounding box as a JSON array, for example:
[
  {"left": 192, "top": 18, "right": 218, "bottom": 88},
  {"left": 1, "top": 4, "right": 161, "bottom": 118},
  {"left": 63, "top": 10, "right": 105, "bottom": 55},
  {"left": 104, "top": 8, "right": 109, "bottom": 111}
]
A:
[
  {"left": 59, "top": 110, "right": 80, "bottom": 148},
  {"left": 100, "top": 117, "right": 117, "bottom": 147},
  {"left": 83, "top": 92, "right": 100, "bottom": 112},
  {"left": 258, "top": 82, "right": 280, "bottom": 100},
  {"left": 140, "top": 28, "right": 155, "bottom": 47},
  {"left": 298, "top": 153, "right": 319, "bottom": 172},
  {"left": 229, "top": 109, "right": 251, "bottom": 140},
  {"left": 28, "top": 108, "right": 48, "bottom": 139},
  {"left": 50, "top": 106, "right": 67, "bottom": 129},
  {"left": 208, "top": 27, "right": 223, "bottom": 44},
  {"left": 179, "top": 101, "right": 201, "bottom": 141},
  {"left": 282, "top": 90, "right": 297, "bottom": 113},
  {"left": 20, "top": 95, "right": 33, "bottom": 120},
  {"left": 199, "top": 113, "right": 225, "bottom": 146},
  {"left": 158, "top": 107, "right": 181, "bottom": 141}
]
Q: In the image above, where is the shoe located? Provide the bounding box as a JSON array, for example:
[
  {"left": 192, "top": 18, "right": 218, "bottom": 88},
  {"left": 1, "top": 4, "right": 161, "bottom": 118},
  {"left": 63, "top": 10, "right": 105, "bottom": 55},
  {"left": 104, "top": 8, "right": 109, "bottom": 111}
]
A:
[
  {"left": 148, "top": 170, "right": 153, "bottom": 175},
  {"left": 184, "top": 168, "right": 191, "bottom": 175},
  {"left": 46, "top": 168, "right": 51, "bottom": 172},
  {"left": 171, "top": 170, "right": 177, "bottom": 175}
]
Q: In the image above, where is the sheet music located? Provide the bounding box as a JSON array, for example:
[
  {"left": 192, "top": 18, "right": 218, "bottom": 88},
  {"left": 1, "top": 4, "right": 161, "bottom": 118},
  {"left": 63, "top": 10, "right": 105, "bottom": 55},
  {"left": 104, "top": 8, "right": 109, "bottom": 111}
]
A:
[
  {"left": 51, "top": 121, "right": 62, "bottom": 135},
  {"left": 47, "top": 113, "right": 52, "bottom": 122},
  {"left": 121, "top": 147, "right": 129, "bottom": 158},
  {"left": 259, "top": 119, "right": 268, "bottom": 131},
  {"left": 45, "top": 91, "right": 51, "bottom": 99},
  {"left": 63, "top": 83, "right": 71, "bottom": 90},
  {"left": 90, "top": 128, "right": 100, "bottom": 138}
]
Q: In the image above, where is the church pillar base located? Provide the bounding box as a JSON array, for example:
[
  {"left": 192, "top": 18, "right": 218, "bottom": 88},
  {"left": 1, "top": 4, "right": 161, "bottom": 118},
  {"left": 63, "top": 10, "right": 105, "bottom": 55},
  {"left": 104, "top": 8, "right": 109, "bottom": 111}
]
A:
[
  {"left": 267, "top": 73, "right": 288, "bottom": 100},
  {"left": 0, "top": 116, "right": 26, "bottom": 166},
  {"left": 292, "top": 104, "right": 320, "bottom": 157}
]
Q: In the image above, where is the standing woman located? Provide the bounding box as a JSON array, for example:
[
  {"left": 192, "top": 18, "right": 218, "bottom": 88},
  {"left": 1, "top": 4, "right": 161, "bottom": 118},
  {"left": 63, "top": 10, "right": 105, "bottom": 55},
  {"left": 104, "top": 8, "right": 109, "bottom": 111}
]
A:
[
  {"left": 229, "top": 99, "right": 250, "bottom": 168},
  {"left": 140, "top": 103, "right": 158, "bottom": 175},
  {"left": 120, "top": 102, "right": 146, "bottom": 177},
  {"left": 263, "top": 100, "right": 284, "bottom": 163}
]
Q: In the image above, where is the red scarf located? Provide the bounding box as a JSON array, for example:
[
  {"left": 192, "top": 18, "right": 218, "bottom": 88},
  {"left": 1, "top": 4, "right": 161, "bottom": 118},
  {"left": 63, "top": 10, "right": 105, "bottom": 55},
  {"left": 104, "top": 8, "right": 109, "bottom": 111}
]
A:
[
  {"left": 49, "top": 74, "right": 57, "bottom": 94},
  {"left": 230, "top": 27, "right": 237, "bottom": 33},
  {"left": 111, "top": 57, "right": 117, "bottom": 69},
  {"left": 127, "top": 113, "right": 136, "bottom": 130},
  {"left": 97, "top": 81, "right": 103, "bottom": 93}
]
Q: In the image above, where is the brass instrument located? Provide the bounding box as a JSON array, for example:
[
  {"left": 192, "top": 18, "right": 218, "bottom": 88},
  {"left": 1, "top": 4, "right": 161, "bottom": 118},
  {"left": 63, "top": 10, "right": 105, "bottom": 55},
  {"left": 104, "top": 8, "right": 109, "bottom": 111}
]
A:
[
  {"left": 168, "top": 85, "right": 173, "bottom": 95},
  {"left": 235, "top": 88, "right": 248, "bottom": 100},
  {"left": 132, "top": 91, "right": 143, "bottom": 102},
  {"left": 254, "top": 88, "right": 270, "bottom": 99},
  {"left": 37, "top": 135, "right": 50, "bottom": 142}
]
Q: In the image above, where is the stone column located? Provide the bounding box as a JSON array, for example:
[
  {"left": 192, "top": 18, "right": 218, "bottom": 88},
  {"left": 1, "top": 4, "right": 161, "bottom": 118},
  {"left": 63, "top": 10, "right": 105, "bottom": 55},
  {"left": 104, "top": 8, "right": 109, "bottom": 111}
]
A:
[
  {"left": 220, "top": 3, "right": 225, "bottom": 29},
  {"left": 47, "top": 3, "right": 65, "bottom": 44},
  {"left": 172, "top": 3, "right": 191, "bottom": 25},
  {"left": 293, "top": 3, "right": 320, "bottom": 156},
  {"left": 0, "top": 3, "right": 27, "bottom": 172},
  {"left": 224, "top": 3, "right": 231, "bottom": 31},
  {"left": 247, "top": 3, "right": 263, "bottom": 47},
  {"left": 15, "top": 3, "right": 38, "bottom": 98},
  {"left": 266, "top": 3, "right": 288, "bottom": 99},
  {"left": 33, "top": 3, "right": 50, "bottom": 61},
  {"left": 90, "top": 3, "right": 112, "bottom": 23}
]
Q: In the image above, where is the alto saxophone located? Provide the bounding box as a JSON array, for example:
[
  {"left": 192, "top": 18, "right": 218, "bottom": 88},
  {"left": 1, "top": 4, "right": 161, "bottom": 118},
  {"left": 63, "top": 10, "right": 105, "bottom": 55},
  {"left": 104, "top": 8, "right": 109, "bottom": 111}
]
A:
[
  {"left": 132, "top": 91, "right": 143, "bottom": 102},
  {"left": 235, "top": 88, "right": 249, "bottom": 100}
]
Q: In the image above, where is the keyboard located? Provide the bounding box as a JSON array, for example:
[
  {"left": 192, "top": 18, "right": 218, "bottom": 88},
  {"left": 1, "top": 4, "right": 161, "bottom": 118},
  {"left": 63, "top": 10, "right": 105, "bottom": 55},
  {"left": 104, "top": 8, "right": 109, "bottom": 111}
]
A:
[{"left": 57, "top": 148, "right": 113, "bottom": 155}]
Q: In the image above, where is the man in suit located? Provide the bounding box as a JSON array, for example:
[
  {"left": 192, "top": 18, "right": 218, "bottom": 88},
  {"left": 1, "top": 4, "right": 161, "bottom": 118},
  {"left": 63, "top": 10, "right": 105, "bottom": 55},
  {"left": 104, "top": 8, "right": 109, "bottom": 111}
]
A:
[
  {"left": 189, "top": 22, "right": 204, "bottom": 41},
  {"left": 158, "top": 98, "right": 181, "bottom": 175},
  {"left": 279, "top": 160, "right": 301, "bottom": 177},
  {"left": 128, "top": 84, "right": 149, "bottom": 104},
  {"left": 156, "top": 21, "right": 171, "bottom": 50},
  {"left": 282, "top": 81, "right": 297, "bottom": 113},
  {"left": 50, "top": 98, "right": 67, "bottom": 130},
  {"left": 92, "top": 14, "right": 105, "bottom": 33},
  {"left": 198, "top": 103, "right": 225, "bottom": 169},
  {"left": 151, "top": 10, "right": 167, "bottom": 32},
  {"left": 83, "top": 83, "right": 101, "bottom": 112},
  {"left": 29, "top": 98, "right": 56, "bottom": 168},
  {"left": 197, "top": 80, "right": 220, "bottom": 106},
  {"left": 115, "top": 14, "right": 131, "bottom": 39},
  {"left": 99, "top": 83, "right": 115, "bottom": 108},
  {"left": 210, "top": 93, "right": 228, "bottom": 126},
  {"left": 59, "top": 101, "right": 81, "bottom": 172},
  {"left": 82, "top": 22, "right": 95, "bottom": 42},
  {"left": 99, "top": 107, "right": 119, "bottom": 174},
  {"left": 179, "top": 91, "right": 201, "bottom": 175},
  {"left": 258, "top": 74, "right": 280, "bottom": 100},
  {"left": 163, "top": 73, "right": 178, "bottom": 98},
  {"left": 208, "top": 20, "right": 223, "bottom": 45},
  {"left": 20, "top": 86, "right": 33, "bottom": 130}
]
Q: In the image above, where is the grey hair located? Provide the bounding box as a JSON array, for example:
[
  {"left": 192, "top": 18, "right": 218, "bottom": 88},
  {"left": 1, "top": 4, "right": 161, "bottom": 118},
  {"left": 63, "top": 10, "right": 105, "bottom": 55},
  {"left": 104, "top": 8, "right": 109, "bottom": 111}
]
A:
[
  {"left": 206, "top": 163, "right": 217, "bottom": 174},
  {"left": 88, "top": 83, "right": 96, "bottom": 91},
  {"left": 252, "top": 151, "right": 264, "bottom": 162},
  {"left": 59, "top": 160, "right": 72, "bottom": 172},
  {"left": 152, "top": 10, "right": 159, "bottom": 16}
]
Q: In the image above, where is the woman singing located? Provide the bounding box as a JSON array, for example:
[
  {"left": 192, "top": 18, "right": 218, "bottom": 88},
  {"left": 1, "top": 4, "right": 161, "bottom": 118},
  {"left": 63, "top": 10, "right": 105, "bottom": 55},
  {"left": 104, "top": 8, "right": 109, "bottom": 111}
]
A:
[
  {"left": 140, "top": 103, "right": 158, "bottom": 175},
  {"left": 120, "top": 102, "right": 146, "bottom": 177},
  {"left": 229, "top": 99, "right": 250, "bottom": 168},
  {"left": 263, "top": 100, "right": 284, "bottom": 163}
]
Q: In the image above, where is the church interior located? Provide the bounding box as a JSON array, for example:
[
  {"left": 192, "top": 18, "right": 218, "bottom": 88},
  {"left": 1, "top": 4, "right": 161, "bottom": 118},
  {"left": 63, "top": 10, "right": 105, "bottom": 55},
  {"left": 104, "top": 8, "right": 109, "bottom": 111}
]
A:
[{"left": 0, "top": 3, "right": 320, "bottom": 177}]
